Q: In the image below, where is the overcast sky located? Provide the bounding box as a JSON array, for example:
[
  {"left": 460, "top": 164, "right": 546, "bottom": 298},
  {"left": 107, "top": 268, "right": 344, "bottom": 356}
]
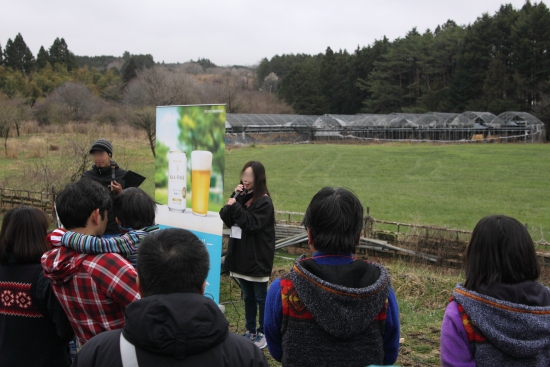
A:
[{"left": 1, "top": 0, "right": 540, "bottom": 67}]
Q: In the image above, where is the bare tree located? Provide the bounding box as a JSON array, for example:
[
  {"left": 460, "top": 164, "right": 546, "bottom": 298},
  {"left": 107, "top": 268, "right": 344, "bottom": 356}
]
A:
[
  {"left": 128, "top": 107, "right": 156, "bottom": 157},
  {"left": 124, "top": 66, "right": 199, "bottom": 107},
  {"left": 0, "top": 98, "right": 21, "bottom": 155},
  {"left": 49, "top": 82, "right": 105, "bottom": 122}
]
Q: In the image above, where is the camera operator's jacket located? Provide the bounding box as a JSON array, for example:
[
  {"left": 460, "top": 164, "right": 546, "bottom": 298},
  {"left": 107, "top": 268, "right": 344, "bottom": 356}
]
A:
[
  {"left": 264, "top": 253, "right": 400, "bottom": 367},
  {"left": 71, "top": 293, "right": 268, "bottom": 367},
  {"left": 219, "top": 191, "right": 275, "bottom": 278}
]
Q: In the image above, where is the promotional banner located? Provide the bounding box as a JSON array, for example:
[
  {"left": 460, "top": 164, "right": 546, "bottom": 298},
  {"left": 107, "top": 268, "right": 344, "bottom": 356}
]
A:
[{"left": 155, "top": 104, "right": 226, "bottom": 303}]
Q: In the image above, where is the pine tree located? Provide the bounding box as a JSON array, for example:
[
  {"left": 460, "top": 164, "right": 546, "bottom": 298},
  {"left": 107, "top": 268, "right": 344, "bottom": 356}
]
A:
[
  {"left": 4, "top": 33, "right": 35, "bottom": 74},
  {"left": 36, "top": 46, "right": 50, "bottom": 69},
  {"left": 121, "top": 57, "right": 138, "bottom": 87},
  {"left": 0, "top": 43, "right": 3, "bottom": 65},
  {"left": 49, "top": 38, "right": 79, "bottom": 71}
]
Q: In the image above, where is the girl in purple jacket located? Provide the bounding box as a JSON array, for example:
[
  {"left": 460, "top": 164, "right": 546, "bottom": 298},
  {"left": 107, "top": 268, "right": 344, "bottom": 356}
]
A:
[{"left": 441, "top": 215, "right": 550, "bottom": 367}]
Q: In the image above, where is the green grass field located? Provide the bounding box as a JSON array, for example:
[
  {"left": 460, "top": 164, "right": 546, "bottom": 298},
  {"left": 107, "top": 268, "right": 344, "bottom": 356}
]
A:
[
  {"left": 224, "top": 143, "right": 550, "bottom": 241},
  {"left": 4, "top": 134, "right": 549, "bottom": 240}
]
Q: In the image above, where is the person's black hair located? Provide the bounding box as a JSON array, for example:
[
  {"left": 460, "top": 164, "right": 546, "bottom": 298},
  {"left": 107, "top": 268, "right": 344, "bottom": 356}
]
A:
[
  {"left": 0, "top": 206, "right": 50, "bottom": 264},
  {"left": 241, "top": 161, "right": 269, "bottom": 204},
  {"left": 113, "top": 187, "right": 156, "bottom": 229},
  {"left": 137, "top": 228, "right": 210, "bottom": 297},
  {"left": 56, "top": 179, "right": 112, "bottom": 230},
  {"left": 464, "top": 215, "right": 540, "bottom": 291},
  {"left": 301, "top": 187, "right": 364, "bottom": 254}
]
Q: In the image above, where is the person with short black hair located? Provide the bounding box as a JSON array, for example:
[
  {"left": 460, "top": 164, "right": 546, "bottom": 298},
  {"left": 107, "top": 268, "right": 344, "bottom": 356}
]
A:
[
  {"left": 72, "top": 228, "right": 269, "bottom": 367},
  {"left": 58, "top": 187, "right": 159, "bottom": 267},
  {"left": 264, "top": 187, "right": 400, "bottom": 366},
  {"left": 81, "top": 138, "right": 128, "bottom": 235},
  {"left": 0, "top": 206, "right": 74, "bottom": 367},
  {"left": 441, "top": 215, "right": 550, "bottom": 366},
  {"left": 42, "top": 180, "right": 139, "bottom": 346}
]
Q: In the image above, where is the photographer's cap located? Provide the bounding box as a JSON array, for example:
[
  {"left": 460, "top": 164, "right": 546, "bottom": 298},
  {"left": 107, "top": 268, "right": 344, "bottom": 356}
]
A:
[{"left": 89, "top": 139, "right": 113, "bottom": 157}]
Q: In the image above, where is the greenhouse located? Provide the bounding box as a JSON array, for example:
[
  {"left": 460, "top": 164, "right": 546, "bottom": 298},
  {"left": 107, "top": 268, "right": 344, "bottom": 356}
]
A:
[{"left": 225, "top": 111, "right": 545, "bottom": 144}]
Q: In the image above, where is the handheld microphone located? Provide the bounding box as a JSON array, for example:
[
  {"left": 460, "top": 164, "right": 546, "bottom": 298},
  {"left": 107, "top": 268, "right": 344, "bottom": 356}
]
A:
[
  {"left": 233, "top": 189, "right": 244, "bottom": 199},
  {"left": 111, "top": 164, "right": 116, "bottom": 181}
]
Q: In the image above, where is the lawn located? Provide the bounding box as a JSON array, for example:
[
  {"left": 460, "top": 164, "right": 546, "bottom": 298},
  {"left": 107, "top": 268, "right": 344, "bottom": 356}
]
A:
[
  {"left": 224, "top": 143, "right": 550, "bottom": 241},
  {"left": 4, "top": 133, "right": 549, "bottom": 241}
]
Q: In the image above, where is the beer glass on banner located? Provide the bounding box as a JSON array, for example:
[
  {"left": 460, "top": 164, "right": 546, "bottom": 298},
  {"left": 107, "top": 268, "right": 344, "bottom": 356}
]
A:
[{"left": 191, "top": 150, "right": 212, "bottom": 216}]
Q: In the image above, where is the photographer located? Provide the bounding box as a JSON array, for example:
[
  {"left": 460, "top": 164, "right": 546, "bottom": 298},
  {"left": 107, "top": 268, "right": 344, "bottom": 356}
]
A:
[{"left": 81, "top": 139, "right": 127, "bottom": 235}]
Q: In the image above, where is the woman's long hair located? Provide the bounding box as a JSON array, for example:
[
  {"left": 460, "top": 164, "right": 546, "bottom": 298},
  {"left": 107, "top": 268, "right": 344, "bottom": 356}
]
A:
[
  {"left": 464, "top": 215, "right": 539, "bottom": 291},
  {"left": 241, "top": 161, "right": 269, "bottom": 204}
]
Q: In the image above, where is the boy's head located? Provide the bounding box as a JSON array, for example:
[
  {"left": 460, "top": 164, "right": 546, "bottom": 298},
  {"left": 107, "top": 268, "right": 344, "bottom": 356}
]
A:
[
  {"left": 137, "top": 228, "right": 210, "bottom": 297},
  {"left": 56, "top": 180, "right": 112, "bottom": 234},
  {"left": 89, "top": 139, "right": 113, "bottom": 168},
  {"left": 302, "top": 187, "right": 364, "bottom": 254},
  {"left": 113, "top": 187, "right": 156, "bottom": 230}
]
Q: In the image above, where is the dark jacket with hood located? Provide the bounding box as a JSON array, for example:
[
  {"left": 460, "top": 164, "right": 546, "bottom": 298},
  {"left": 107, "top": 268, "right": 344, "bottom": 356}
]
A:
[
  {"left": 219, "top": 191, "right": 275, "bottom": 277},
  {"left": 267, "top": 254, "right": 395, "bottom": 367},
  {"left": 71, "top": 293, "right": 268, "bottom": 367},
  {"left": 81, "top": 160, "right": 127, "bottom": 235},
  {"left": 441, "top": 282, "right": 550, "bottom": 367}
]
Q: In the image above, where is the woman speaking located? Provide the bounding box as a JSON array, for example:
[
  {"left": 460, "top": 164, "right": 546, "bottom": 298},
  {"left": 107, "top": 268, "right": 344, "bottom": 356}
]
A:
[{"left": 220, "top": 161, "right": 275, "bottom": 350}]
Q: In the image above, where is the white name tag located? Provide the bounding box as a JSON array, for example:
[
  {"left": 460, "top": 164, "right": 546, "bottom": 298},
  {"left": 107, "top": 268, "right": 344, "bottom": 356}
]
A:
[{"left": 230, "top": 225, "right": 242, "bottom": 239}]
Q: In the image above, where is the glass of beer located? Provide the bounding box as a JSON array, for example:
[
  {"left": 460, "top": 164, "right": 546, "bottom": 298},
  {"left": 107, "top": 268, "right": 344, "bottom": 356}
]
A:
[{"left": 191, "top": 150, "right": 212, "bottom": 216}]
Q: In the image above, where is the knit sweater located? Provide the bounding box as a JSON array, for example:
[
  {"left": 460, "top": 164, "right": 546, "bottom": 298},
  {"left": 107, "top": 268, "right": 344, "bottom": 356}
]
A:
[
  {"left": 264, "top": 253, "right": 400, "bottom": 366},
  {"left": 441, "top": 282, "right": 550, "bottom": 367},
  {"left": 0, "top": 261, "right": 74, "bottom": 367}
]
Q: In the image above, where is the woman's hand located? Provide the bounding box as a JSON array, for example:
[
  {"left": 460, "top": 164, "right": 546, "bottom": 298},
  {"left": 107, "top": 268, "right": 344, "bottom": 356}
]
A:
[
  {"left": 235, "top": 184, "right": 244, "bottom": 194},
  {"left": 227, "top": 198, "right": 236, "bottom": 206}
]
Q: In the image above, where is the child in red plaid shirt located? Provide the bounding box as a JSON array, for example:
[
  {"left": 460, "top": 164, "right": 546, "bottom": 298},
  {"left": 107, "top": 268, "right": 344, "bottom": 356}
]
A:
[{"left": 42, "top": 180, "right": 140, "bottom": 345}]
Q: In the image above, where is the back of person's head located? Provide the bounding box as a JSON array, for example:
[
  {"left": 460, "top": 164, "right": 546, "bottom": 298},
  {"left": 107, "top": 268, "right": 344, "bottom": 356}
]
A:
[
  {"left": 113, "top": 187, "right": 156, "bottom": 230},
  {"left": 56, "top": 179, "right": 112, "bottom": 230},
  {"left": 137, "top": 228, "right": 210, "bottom": 297},
  {"left": 464, "top": 215, "right": 539, "bottom": 291},
  {"left": 0, "top": 206, "right": 49, "bottom": 264},
  {"left": 302, "top": 187, "right": 364, "bottom": 254}
]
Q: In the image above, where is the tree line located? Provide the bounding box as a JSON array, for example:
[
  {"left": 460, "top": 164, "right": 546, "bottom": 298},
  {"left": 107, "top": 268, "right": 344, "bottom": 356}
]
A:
[
  {"left": 257, "top": 1, "right": 550, "bottom": 128},
  {"left": 0, "top": 34, "right": 292, "bottom": 158}
]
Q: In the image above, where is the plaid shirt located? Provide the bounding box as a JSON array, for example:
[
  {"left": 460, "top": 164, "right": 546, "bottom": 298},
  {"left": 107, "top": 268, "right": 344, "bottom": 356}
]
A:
[{"left": 42, "top": 246, "right": 140, "bottom": 345}]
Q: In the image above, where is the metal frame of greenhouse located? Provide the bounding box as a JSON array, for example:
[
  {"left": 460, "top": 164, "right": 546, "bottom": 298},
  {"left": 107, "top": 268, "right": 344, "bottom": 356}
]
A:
[{"left": 225, "top": 111, "right": 545, "bottom": 144}]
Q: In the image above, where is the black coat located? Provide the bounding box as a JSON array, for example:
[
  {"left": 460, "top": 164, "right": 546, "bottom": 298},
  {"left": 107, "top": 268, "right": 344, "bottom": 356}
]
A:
[
  {"left": 219, "top": 193, "right": 276, "bottom": 278},
  {"left": 72, "top": 293, "right": 268, "bottom": 367},
  {"left": 81, "top": 160, "right": 127, "bottom": 235}
]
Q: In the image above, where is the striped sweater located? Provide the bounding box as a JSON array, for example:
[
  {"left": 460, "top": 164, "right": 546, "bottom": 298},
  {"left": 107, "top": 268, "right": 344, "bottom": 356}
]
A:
[{"left": 57, "top": 225, "right": 159, "bottom": 267}]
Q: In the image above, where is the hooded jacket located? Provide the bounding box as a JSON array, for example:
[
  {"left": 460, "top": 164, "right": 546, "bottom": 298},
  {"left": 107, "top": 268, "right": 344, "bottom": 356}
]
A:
[
  {"left": 265, "top": 254, "right": 397, "bottom": 367},
  {"left": 441, "top": 282, "right": 550, "bottom": 367},
  {"left": 81, "top": 160, "right": 128, "bottom": 235},
  {"left": 72, "top": 293, "right": 269, "bottom": 367}
]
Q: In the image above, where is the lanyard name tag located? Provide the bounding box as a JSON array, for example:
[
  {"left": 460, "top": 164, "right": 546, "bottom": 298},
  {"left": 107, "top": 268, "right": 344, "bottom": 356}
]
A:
[{"left": 230, "top": 225, "right": 242, "bottom": 239}]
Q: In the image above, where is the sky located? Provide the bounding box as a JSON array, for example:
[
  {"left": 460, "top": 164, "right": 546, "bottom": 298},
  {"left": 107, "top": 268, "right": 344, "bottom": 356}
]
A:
[{"left": 1, "top": 0, "right": 541, "bottom": 67}]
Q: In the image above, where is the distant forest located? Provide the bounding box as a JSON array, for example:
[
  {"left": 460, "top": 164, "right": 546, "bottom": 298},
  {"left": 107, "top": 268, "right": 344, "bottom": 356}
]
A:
[
  {"left": 257, "top": 1, "right": 550, "bottom": 125},
  {"left": 0, "top": 1, "right": 549, "bottom": 134}
]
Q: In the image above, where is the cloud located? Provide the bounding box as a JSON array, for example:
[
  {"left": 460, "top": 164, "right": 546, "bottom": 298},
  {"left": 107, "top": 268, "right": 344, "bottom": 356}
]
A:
[{"left": 0, "top": 0, "right": 535, "bottom": 66}]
